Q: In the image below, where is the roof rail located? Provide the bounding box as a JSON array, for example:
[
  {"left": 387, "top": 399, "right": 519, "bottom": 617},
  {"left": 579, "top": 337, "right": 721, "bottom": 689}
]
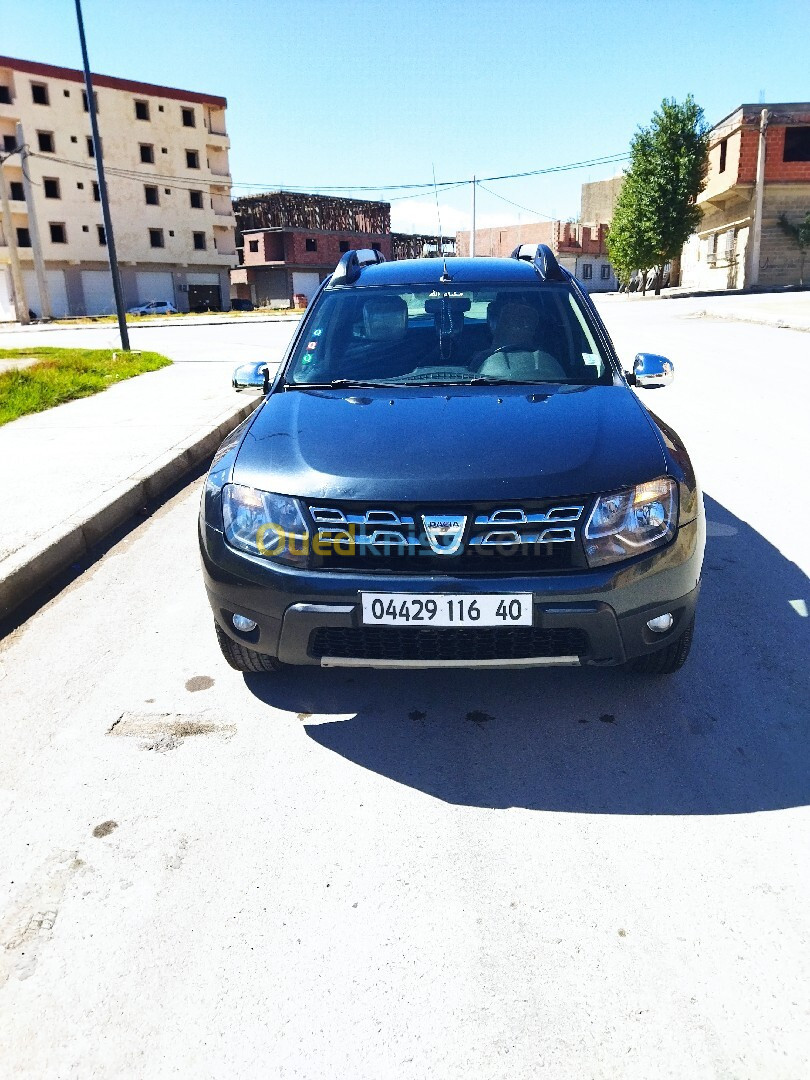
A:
[
  {"left": 510, "top": 242, "right": 565, "bottom": 282},
  {"left": 328, "top": 247, "right": 386, "bottom": 287}
]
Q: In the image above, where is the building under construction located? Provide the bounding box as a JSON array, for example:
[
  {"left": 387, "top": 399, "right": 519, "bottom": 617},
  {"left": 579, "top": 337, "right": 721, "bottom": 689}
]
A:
[{"left": 230, "top": 190, "right": 454, "bottom": 308}]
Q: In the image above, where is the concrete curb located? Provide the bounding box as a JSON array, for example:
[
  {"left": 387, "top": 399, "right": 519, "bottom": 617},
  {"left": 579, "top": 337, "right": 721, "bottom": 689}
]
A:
[
  {"left": 0, "top": 393, "right": 263, "bottom": 620},
  {"left": 0, "top": 314, "right": 301, "bottom": 335}
]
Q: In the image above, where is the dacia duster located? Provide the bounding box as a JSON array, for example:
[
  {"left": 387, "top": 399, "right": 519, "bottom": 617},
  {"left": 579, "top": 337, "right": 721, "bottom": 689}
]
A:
[{"left": 200, "top": 245, "right": 704, "bottom": 674}]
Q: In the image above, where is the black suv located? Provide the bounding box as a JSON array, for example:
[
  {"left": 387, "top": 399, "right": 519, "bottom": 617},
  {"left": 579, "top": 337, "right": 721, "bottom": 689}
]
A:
[{"left": 200, "top": 245, "right": 704, "bottom": 674}]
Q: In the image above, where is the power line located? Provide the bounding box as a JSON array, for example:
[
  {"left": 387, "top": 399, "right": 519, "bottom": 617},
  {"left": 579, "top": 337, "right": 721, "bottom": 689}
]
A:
[{"left": 475, "top": 182, "right": 556, "bottom": 221}]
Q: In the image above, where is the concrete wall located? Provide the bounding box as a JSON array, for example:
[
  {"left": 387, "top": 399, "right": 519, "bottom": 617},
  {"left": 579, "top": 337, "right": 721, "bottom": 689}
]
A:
[
  {"left": 580, "top": 175, "right": 624, "bottom": 225},
  {"left": 0, "top": 56, "right": 236, "bottom": 317}
]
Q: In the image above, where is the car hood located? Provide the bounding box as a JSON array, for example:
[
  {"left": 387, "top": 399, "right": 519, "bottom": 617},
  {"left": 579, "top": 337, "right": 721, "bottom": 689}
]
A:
[{"left": 232, "top": 384, "right": 668, "bottom": 502}]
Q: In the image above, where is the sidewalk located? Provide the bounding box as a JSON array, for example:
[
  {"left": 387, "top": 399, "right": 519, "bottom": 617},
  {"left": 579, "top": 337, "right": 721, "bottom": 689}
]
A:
[
  {"left": 598, "top": 289, "right": 810, "bottom": 332},
  {"left": 0, "top": 358, "right": 265, "bottom": 619}
]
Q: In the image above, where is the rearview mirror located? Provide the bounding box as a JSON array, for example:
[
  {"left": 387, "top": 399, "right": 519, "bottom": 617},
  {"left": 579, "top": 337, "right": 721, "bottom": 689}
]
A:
[
  {"left": 628, "top": 353, "right": 674, "bottom": 389},
  {"left": 232, "top": 362, "right": 270, "bottom": 392}
]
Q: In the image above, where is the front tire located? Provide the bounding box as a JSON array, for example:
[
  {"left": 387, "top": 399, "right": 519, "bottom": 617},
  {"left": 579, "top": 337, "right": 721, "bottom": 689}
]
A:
[
  {"left": 215, "top": 623, "right": 281, "bottom": 673},
  {"left": 624, "top": 616, "right": 694, "bottom": 675}
]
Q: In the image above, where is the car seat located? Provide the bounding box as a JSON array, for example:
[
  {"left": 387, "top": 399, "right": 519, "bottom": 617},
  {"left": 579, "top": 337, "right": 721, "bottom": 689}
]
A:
[{"left": 478, "top": 301, "right": 568, "bottom": 381}]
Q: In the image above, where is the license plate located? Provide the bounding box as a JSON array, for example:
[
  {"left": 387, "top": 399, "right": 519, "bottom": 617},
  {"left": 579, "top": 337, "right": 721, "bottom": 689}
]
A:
[{"left": 361, "top": 593, "right": 533, "bottom": 627}]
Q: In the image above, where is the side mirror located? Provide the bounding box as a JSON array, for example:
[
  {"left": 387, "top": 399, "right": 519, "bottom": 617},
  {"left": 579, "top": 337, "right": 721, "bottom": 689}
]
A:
[
  {"left": 628, "top": 353, "right": 674, "bottom": 389},
  {"left": 232, "top": 362, "right": 270, "bottom": 392}
]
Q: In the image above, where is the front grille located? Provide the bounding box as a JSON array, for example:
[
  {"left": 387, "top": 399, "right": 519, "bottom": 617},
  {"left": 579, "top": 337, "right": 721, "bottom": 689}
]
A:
[
  {"left": 309, "top": 626, "right": 589, "bottom": 661},
  {"left": 307, "top": 499, "right": 590, "bottom": 574}
]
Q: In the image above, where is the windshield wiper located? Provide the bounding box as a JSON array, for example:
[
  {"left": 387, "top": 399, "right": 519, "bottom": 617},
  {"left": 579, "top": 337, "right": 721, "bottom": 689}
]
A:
[{"left": 284, "top": 379, "right": 392, "bottom": 390}]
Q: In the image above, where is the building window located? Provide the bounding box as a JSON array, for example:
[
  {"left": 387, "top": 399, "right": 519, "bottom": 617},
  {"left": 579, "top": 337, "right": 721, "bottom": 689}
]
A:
[
  {"left": 82, "top": 225, "right": 89, "bottom": 232},
  {"left": 193, "top": 231, "right": 206, "bottom": 250},
  {"left": 305, "top": 238, "right": 318, "bottom": 252},
  {"left": 135, "top": 100, "right": 150, "bottom": 121},
  {"left": 31, "top": 83, "right": 49, "bottom": 106},
  {"left": 82, "top": 90, "right": 98, "bottom": 113},
  {"left": 3, "top": 134, "right": 16, "bottom": 152},
  {"left": 0, "top": 86, "right": 11, "bottom": 105},
  {"left": 339, "top": 240, "right": 350, "bottom": 253},
  {"left": 37, "top": 131, "right": 55, "bottom": 153},
  {"left": 17, "top": 227, "right": 31, "bottom": 248},
  {"left": 189, "top": 189, "right": 203, "bottom": 209},
  {"left": 92, "top": 181, "right": 100, "bottom": 201},
  {"left": 149, "top": 228, "right": 164, "bottom": 248},
  {"left": 49, "top": 222, "right": 67, "bottom": 244},
  {"left": 97, "top": 225, "right": 106, "bottom": 246},
  {"left": 719, "top": 138, "right": 727, "bottom": 173},
  {"left": 600, "top": 263, "right": 611, "bottom": 280},
  {"left": 581, "top": 263, "right": 593, "bottom": 280},
  {"left": 248, "top": 239, "right": 259, "bottom": 253},
  {"left": 64, "top": 89, "right": 70, "bottom": 97},
  {"left": 164, "top": 188, "right": 170, "bottom": 194},
  {"left": 71, "top": 135, "right": 78, "bottom": 143},
  {"left": 783, "top": 126, "right": 810, "bottom": 162},
  {"left": 76, "top": 181, "right": 84, "bottom": 189},
  {"left": 10, "top": 181, "right": 24, "bottom": 201},
  {"left": 87, "top": 136, "right": 95, "bottom": 158},
  {"left": 140, "top": 143, "right": 154, "bottom": 164},
  {"left": 144, "top": 185, "right": 159, "bottom": 205},
  {"left": 43, "top": 177, "right": 60, "bottom": 199},
  {"left": 185, "top": 149, "right": 200, "bottom": 169},
  {"left": 182, "top": 107, "right": 195, "bottom": 127}
]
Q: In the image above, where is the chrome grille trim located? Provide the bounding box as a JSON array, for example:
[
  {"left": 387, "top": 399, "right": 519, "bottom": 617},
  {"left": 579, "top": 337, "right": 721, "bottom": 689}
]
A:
[{"left": 474, "top": 505, "right": 584, "bottom": 526}]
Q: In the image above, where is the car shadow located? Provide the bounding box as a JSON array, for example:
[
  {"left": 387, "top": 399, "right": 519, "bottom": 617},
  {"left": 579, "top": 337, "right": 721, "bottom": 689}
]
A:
[{"left": 244, "top": 495, "right": 809, "bottom": 814}]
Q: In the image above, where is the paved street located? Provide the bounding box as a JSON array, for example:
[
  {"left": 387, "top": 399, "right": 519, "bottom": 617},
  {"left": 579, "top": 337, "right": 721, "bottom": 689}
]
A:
[{"left": 0, "top": 300, "right": 808, "bottom": 1078}]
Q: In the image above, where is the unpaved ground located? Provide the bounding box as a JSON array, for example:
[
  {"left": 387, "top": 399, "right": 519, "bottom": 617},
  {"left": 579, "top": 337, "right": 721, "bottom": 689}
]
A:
[{"left": 0, "top": 301, "right": 807, "bottom": 1079}]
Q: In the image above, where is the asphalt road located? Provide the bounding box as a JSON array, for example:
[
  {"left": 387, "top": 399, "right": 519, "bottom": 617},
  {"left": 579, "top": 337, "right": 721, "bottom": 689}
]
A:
[{"left": 0, "top": 300, "right": 808, "bottom": 1078}]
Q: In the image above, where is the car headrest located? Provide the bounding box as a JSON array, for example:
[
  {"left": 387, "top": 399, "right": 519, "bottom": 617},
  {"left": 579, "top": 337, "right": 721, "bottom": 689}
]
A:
[
  {"left": 362, "top": 296, "right": 408, "bottom": 342},
  {"left": 492, "top": 301, "right": 540, "bottom": 350}
]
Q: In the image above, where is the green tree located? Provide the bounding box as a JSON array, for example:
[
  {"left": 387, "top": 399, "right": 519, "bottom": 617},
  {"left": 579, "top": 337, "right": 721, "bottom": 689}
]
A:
[
  {"left": 777, "top": 211, "right": 810, "bottom": 286},
  {"left": 608, "top": 96, "right": 710, "bottom": 295}
]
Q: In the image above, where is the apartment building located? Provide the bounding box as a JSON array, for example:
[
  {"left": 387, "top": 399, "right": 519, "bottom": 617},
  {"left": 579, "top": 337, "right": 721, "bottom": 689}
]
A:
[
  {"left": 680, "top": 102, "right": 810, "bottom": 291},
  {"left": 455, "top": 220, "right": 618, "bottom": 291},
  {"left": 0, "top": 55, "right": 236, "bottom": 319}
]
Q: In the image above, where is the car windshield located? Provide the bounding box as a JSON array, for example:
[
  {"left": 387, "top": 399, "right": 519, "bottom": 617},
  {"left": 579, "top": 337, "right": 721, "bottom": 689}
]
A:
[{"left": 285, "top": 282, "right": 613, "bottom": 387}]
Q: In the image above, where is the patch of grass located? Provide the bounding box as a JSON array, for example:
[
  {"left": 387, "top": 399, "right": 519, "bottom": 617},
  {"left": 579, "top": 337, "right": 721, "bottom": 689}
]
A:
[{"left": 0, "top": 347, "right": 171, "bottom": 426}]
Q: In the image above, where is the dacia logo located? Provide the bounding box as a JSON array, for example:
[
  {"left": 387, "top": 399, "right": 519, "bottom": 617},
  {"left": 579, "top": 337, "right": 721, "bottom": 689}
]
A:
[{"left": 421, "top": 514, "right": 467, "bottom": 555}]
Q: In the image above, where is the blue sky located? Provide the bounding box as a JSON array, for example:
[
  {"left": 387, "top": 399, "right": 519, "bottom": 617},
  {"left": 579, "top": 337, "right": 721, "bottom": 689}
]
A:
[{"left": 5, "top": 0, "right": 809, "bottom": 234}]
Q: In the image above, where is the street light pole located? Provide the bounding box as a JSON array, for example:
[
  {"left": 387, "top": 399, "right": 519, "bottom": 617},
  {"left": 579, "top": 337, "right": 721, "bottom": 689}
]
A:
[
  {"left": 0, "top": 151, "right": 29, "bottom": 323},
  {"left": 470, "top": 176, "right": 476, "bottom": 258},
  {"left": 74, "top": 0, "right": 130, "bottom": 349}
]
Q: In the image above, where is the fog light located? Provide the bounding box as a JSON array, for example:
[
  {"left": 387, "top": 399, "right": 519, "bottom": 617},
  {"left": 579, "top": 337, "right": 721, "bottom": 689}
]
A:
[
  {"left": 232, "top": 613, "right": 257, "bottom": 632},
  {"left": 646, "top": 613, "right": 673, "bottom": 633}
]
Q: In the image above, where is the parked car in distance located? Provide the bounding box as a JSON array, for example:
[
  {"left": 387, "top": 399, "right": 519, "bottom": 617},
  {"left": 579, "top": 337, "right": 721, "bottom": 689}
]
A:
[
  {"left": 127, "top": 300, "right": 178, "bottom": 315},
  {"left": 201, "top": 245, "right": 705, "bottom": 676},
  {"left": 230, "top": 298, "right": 255, "bottom": 311}
]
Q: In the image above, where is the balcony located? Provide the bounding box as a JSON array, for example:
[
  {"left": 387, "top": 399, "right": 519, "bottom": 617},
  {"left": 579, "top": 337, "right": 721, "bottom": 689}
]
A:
[{"left": 205, "top": 129, "right": 230, "bottom": 150}]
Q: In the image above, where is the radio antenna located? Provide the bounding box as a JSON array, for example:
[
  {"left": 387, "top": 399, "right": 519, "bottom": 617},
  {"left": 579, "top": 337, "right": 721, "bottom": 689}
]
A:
[{"left": 432, "top": 164, "right": 452, "bottom": 281}]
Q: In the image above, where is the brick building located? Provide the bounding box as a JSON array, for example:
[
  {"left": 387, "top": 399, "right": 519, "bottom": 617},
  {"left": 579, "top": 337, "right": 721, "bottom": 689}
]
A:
[
  {"left": 230, "top": 191, "right": 452, "bottom": 307},
  {"left": 680, "top": 102, "right": 810, "bottom": 291},
  {"left": 455, "top": 219, "right": 617, "bottom": 291}
]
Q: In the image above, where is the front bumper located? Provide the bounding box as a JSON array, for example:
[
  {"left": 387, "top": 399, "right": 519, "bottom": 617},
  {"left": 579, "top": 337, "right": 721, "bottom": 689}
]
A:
[{"left": 200, "top": 514, "right": 704, "bottom": 668}]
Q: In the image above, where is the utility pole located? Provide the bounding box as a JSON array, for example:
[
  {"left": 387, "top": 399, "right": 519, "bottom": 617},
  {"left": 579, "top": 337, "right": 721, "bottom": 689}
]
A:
[
  {"left": 748, "top": 108, "right": 770, "bottom": 289},
  {"left": 75, "top": 0, "right": 130, "bottom": 349},
  {"left": 15, "top": 123, "right": 51, "bottom": 319},
  {"left": 0, "top": 150, "right": 29, "bottom": 323},
  {"left": 470, "top": 176, "right": 476, "bottom": 257}
]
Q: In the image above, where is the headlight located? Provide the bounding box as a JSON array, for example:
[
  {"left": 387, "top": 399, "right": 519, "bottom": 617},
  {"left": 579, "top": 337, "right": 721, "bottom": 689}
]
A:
[
  {"left": 584, "top": 478, "right": 677, "bottom": 567},
  {"left": 222, "top": 484, "right": 309, "bottom": 567}
]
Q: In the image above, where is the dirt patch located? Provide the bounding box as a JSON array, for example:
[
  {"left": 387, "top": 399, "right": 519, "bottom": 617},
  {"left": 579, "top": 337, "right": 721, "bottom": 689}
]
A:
[
  {"left": 107, "top": 712, "right": 235, "bottom": 749},
  {"left": 185, "top": 676, "right": 214, "bottom": 692},
  {"left": 92, "top": 820, "right": 118, "bottom": 838}
]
